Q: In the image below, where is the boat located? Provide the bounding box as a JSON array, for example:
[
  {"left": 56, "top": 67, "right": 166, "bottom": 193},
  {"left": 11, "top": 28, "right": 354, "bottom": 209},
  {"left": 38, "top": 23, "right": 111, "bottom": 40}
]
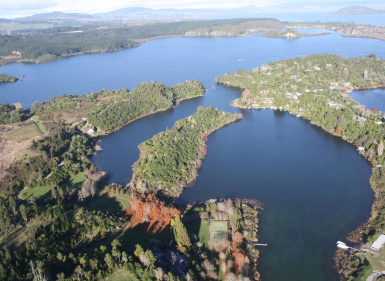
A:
[{"left": 336, "top": 241, "right": 349, "bottom": 250}]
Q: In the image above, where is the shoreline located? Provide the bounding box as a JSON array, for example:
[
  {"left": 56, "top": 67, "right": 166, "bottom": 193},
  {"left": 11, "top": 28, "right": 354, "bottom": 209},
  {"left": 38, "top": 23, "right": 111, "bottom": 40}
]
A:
[
  {"left": 98, "top": 93, "right": 205, "bottom": 136},
  {"left": 225, "top": 82, "right": 382, "bottom": 256},
  {"left": 130, "top": 112, "right": 242, "bottom": 199}
]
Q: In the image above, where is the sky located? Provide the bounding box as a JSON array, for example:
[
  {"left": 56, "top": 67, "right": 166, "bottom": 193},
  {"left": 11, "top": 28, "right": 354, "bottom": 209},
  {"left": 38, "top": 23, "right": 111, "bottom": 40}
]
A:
[{"left": 0, "top": 0, "right": 384, "bottom": 19}]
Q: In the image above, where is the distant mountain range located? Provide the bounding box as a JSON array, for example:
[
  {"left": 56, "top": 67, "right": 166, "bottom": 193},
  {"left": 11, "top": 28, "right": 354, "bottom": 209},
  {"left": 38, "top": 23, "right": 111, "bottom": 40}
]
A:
[
  {"left": 331, "top": 5, "right": 385, "bottom": 15},
  {"left": 3, "top": 2, "right": 385, "bottom": 27}
]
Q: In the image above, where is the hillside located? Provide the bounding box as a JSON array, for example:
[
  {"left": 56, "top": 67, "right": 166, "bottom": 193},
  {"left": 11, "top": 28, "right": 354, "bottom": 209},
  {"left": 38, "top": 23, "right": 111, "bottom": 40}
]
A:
[{"left": 331, "top": 5, "right": 385, "bottom": 15}]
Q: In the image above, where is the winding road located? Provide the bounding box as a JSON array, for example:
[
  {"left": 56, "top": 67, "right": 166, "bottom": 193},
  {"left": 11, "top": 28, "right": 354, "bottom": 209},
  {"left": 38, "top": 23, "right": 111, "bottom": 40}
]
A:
[{"left": 367, "top": 271, "right": 385, "bottom": 281}]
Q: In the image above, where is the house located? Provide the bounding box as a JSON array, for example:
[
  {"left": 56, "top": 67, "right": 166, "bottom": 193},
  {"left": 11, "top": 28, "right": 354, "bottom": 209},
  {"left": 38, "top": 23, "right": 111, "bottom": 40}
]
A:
[
  {"left": 330, "top": 82, "right": 338, "bottom": 87},
  {"left": 314, "top": 67, "right": 321, "bottom": 71},
  {"left": 352, "top": 115, "right": 367, "bottom": 122},
  {"left": 150, "top": 246, "right": 164, "bottom": 259},
  {"left": 260, "top": 89, "right": 271, "bottom": 95},
  {"left": 375, "top": 121, "right": 383, "bottom": 125},
  {"left": 295, "top": 92, "right": 302, "bottom": 96},
  {"left": 342, "top": 82, "right": 351, "bottom": 87},
  {"left": 326, "top": 63, "right": 332, "bottom": 68},
  {"left": 304, "top": 89, "right": 310, "bottom": 93},
  {"left": 286, "top": 93, "right": 298, "bottom": 99},
  {"left": 285, "top": 32, "right": 296, "bottom": 38},
  {"left": 87, "top": 126, "right": 96, "bottom": 136},
  {"left": 328, "top": 102, "right": 343, "bottom": 109},
  {"left": 165, "top": 250, "right": 188, "bottom": 269},
  {"left": 261, "top": 99, "right": 274, "bottom": 104},
  {"left": 371, "top": 234, "right": 385, "bottom": 250}
]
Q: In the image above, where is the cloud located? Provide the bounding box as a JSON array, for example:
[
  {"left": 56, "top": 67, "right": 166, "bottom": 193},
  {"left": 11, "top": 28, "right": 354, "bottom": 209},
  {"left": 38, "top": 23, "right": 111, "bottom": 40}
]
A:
[{"left": 0, "top": 0, "right": 59, "bottom": 11}]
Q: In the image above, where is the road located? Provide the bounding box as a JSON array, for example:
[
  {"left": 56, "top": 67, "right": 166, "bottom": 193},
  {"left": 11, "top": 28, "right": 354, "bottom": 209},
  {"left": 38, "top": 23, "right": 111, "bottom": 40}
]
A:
[{"left": 367, "top": 271, "right": 385, "bottom": 281}]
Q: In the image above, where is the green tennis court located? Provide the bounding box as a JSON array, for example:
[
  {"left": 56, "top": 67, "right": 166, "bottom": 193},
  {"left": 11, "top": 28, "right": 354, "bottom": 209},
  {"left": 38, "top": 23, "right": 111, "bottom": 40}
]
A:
[{"left": 208, "top": 220, "right": 228, "bottom": 240}]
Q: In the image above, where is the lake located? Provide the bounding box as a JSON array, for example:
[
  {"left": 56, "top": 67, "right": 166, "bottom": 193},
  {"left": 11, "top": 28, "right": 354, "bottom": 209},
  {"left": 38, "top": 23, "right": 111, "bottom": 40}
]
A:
[
  {"left": 350, "top": 88, "right": 385, "bottom": 112},
  {"left": 0, "top": 31, "right": 383, "bottom": 280}
]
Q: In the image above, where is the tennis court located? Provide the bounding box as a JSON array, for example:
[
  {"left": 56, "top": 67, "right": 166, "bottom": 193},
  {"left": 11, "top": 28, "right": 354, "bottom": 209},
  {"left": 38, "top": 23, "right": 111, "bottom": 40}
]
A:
[{"left": 208, "top": 220, "right": 228, "bottom": 241}]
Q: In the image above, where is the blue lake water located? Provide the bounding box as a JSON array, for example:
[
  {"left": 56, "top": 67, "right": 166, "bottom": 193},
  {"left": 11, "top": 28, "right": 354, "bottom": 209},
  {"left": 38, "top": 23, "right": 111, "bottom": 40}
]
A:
[
  {"left": 350, "top": 88, "right": 385, "bottom": 112},
  {"left": 0, "top": 32, "right": 383, "bottom": 280}
]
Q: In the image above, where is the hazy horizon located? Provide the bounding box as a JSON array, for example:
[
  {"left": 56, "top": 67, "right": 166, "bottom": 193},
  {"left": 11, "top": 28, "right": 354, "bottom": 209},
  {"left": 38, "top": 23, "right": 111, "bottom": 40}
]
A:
[{"left": 2, "top": 0, "right": 385, "bottom": 19}]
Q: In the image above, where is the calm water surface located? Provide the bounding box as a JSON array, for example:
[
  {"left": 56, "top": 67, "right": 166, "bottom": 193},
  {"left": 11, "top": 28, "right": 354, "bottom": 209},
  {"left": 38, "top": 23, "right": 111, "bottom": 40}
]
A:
[
  {"left": 0, "top": 32, "right": 382, "bottom": 280},
  {"left": 350, "top": 88, "right": 385, "bottom": 112}
]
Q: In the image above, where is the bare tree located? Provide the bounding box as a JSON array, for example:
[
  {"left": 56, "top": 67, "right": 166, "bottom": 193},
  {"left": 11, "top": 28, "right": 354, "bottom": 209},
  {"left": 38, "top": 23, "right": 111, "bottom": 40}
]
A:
[
  {"left": 155, "top": 267, "right": 164, "bottom": 281},
  {"left": 30, "top": 261, "right": 47, "bottom": 281}
]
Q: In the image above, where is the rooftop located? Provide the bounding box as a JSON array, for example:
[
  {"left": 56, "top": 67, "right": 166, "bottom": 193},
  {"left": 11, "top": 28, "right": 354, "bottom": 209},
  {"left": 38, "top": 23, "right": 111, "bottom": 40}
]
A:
[{"left": 371, "top": 234, "right": 385, "bottom": 250}]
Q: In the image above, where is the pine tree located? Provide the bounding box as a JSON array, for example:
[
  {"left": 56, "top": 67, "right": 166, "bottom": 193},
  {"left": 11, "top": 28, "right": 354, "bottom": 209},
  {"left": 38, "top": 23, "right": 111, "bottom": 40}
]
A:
[
  {"left": 173, "top": 216, "right": 191, "bottom": 248},
  {"left": 378, "top": 141, "right": 384, "bottom": 157}
]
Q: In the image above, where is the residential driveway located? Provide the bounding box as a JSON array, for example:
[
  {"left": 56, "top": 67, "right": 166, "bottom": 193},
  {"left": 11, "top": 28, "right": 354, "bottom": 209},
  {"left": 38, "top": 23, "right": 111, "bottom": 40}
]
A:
[{"left": 367, "top": 271, "right": 385, "bottom": 281}]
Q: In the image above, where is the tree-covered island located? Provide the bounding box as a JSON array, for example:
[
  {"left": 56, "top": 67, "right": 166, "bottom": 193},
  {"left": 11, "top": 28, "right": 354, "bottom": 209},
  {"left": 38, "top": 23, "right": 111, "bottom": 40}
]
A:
[
  {"left": 130, "top": 106, "right": 242, "bottom": 198},
  {"left": 216, "top": 53, "right": 385, "bottom": 280}
]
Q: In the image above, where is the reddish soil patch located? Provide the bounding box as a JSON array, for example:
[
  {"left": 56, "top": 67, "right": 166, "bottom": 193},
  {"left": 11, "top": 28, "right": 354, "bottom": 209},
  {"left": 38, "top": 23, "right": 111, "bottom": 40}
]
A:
[
  {"left": 124, "top": 207, "right": 133, "bottom": 216},
  {"left": 130, "top": 213, "right": 143, "bottom": 227}
]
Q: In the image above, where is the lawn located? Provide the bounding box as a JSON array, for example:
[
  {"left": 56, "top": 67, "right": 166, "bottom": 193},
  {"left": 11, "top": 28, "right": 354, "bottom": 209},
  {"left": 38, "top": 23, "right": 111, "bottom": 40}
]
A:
[
  {"left": 32, "top": 116, "right": 48, "bottom": 135},
  {"left": 90, "top": 194, "right": 131, "bottom": 213},
  {"left": 19, "top": 184, "right": 53, "bottom": 199},
  {"left": 20, "top": 171, "right": 86, "bottom": 199},
  {"left": 105, "top": 268, "right": 134, "bottom": 281},
  {"left": 186, "top": 220, "right": 209, "bottom": 249}
]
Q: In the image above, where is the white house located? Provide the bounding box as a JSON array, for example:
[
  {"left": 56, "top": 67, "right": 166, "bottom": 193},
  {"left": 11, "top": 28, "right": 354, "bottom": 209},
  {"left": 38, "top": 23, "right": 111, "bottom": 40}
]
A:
[
  {"left": 286, "top": 93, "right": 298, "bottom": 99},
  {"left": 371, "top": 234, "right": 385, "bottom": 250}
]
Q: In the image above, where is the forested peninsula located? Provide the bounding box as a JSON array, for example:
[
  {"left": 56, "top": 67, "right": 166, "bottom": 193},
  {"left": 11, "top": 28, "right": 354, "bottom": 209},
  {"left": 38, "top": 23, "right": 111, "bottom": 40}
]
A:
[
  {"left": 216, "top": 53, "right": 385, "bottom": 279},
  {"left": 0, "top": 18, "right": 284, "bottom": 65},
  {"left": 254, "top": 29, "right": 331, "bottom": 39},
  {"left": 31, "top": 80, "right": 205, "bottom": 134},
  {"left": 0, "top": 80, "right": 205, "bottom": 195},
  {"left": 130, "top": 106, "right": 242, "bottom": 198},
  {"left": 0, "top": 77, "right": 261, "bottom": 281},
  {"left": 0, "top": 73, "right": 18, "bottom": 83}
]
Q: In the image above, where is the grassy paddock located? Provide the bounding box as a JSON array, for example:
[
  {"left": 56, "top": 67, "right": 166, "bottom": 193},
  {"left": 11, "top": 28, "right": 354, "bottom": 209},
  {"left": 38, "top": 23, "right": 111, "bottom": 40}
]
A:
[
  {"left": 20, "top": 171, "right": 86, "bottom": 199},
  {"left": 4, "top": 122, "right": 42, "bottom": 139}
]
